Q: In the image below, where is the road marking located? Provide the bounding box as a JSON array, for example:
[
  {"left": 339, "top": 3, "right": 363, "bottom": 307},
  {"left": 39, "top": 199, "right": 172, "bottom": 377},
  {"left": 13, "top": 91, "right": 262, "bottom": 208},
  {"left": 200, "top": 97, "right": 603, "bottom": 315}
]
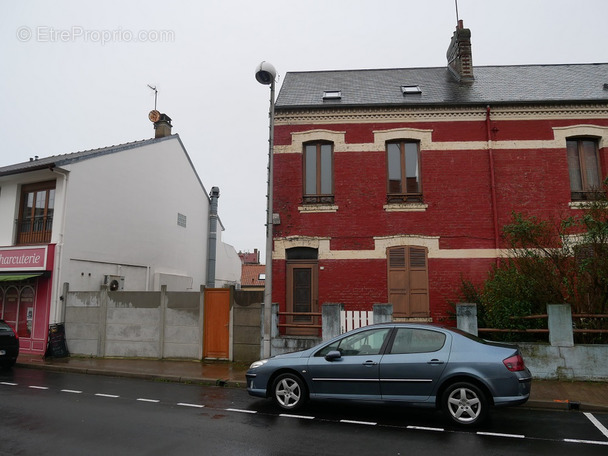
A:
[
  {"left": 61, "top": 389, "right": 82, "bottom": 394},
  {"left": 407, "top": 425, "right": 444, "bottom": 432},
  {"left": 28, "top": 385, "right": 49, "bottom": 390},
  {"left": 477, "top": 431, "right": 525, "bottom": 439},
  {"left": 280, "top": 413, "right": 315, "bottom": 420},
  {"left": 564, "top": 438, "right": 608, "bottom": 446},
  {"left": 584, "top": 412, "right": 608, "bottom": 439},
  {"left": 0, "top": 382, "right": 18, "bottom": 386},
  {"left": 177, "top": 402, "right": 205, "bottom": 408},
  {"left": 95, "top": 393, "right": 119, "bottom": 398},
  {"left": 137, "top": 398, "right": 160, "bottom": 403},
  {"left": 226, "top": 408, "right": 257, "bottom": 414},
  {"left": 340, "top": 419, "right": 377, "bottom": 426}
]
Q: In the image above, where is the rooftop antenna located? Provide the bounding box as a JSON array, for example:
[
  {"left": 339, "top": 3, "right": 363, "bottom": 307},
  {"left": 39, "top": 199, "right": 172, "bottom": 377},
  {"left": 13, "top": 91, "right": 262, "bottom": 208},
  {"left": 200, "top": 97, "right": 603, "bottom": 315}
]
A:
[
  {"left": 147, "top": 84, "right": 158, "bottom": 110},
  {"left": 455, "top": 0, "right": 460, "bottom": 23}
]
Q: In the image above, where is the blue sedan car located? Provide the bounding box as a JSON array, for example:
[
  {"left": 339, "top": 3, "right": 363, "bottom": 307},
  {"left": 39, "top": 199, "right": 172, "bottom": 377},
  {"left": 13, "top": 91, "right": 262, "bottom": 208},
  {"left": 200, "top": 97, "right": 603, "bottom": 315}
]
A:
[{"left": 246, "top": 323, "right": 531, "bottom": 426}]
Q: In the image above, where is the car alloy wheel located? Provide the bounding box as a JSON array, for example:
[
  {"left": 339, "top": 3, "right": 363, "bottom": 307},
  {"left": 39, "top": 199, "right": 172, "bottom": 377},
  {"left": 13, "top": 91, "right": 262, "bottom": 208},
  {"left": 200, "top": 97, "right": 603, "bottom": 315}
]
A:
[
  {"left": 272, "top": 373, "right": 307, "bottom": 411},
  {"left": 443, "top": 382, "right": 487, "bottom": 426}
]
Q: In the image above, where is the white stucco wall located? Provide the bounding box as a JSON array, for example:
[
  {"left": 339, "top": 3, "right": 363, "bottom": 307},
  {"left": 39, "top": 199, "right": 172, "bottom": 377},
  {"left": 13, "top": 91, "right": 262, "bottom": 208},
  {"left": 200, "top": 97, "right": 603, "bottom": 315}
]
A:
[
  {"left": 215, "top": 239, "right": 241, "bottom": 288},
  {"left": 57, "top": 137, "right": 210, "bottom": 300}
]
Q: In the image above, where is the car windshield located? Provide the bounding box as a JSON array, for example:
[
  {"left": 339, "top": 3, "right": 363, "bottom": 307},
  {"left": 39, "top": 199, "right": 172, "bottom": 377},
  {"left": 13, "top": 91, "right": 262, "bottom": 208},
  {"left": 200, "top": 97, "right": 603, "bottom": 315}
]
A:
[{"left": 448, "top": 327, "right": 490, "bottom": 344}]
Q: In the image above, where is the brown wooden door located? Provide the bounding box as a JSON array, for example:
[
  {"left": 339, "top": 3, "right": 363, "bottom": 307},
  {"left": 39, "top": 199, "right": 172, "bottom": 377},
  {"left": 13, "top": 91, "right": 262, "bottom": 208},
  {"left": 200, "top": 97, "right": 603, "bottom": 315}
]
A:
[
  {"left": 203, "top": 288, "right": 230, "bottom": 359},
  {"left": 286, "top": 261, "right": 318, "bottom": 335},
  {"left": 387, "top": 246, "right": 429, "bottom": 318}
]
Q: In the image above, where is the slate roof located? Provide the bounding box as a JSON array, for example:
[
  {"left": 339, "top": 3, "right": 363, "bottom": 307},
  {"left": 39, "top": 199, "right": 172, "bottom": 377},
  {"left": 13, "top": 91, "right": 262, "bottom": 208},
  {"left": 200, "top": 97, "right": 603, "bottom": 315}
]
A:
[
  {"left": 0, "top": 135, "right": 174, "bottom": 177},
  {"left": 275, "top": 63, "right": 608, "bottom": 109}
]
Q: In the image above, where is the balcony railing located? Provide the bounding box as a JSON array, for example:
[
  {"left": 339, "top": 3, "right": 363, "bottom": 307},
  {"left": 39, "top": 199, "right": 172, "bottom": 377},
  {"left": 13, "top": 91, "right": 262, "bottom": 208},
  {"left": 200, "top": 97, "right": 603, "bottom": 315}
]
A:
[{"left": 16, "top": 215, "right": 53, "bottom": 244}]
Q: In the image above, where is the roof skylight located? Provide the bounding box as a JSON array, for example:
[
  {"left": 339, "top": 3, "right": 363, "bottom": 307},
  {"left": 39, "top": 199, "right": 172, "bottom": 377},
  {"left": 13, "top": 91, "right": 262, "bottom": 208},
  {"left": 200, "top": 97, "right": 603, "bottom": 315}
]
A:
[
  {"left": 323, "top": 90, "right": 342, "bottom": 100},
  {"left": 401, "top": 85, "right": 422, "bottom": 95}
]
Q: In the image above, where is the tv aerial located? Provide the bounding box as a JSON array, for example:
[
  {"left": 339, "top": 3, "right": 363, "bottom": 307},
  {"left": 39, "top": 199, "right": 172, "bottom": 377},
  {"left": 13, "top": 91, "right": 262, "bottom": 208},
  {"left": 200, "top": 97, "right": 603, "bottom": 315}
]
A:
[{"left": 147, "top": 84, "right": 160, "bottom": 123}]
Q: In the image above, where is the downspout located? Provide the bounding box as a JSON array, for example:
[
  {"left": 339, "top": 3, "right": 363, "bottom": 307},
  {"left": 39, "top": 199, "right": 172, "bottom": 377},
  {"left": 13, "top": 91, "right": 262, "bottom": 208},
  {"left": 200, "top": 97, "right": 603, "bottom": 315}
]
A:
[
  {"left": 206, "top": 187, "right": 220, "bottom": 288},
  {"left": 50, "top": 167, "right": 69, "bottom": 323},
  {"left": 485, "top": 106, "right": 500, "bottom": 266}
]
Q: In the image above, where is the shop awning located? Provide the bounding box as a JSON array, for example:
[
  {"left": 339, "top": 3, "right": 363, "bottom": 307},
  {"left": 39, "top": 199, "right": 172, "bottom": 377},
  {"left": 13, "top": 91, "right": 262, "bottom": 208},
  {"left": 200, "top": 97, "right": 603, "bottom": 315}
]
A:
[{"left": 0, "top": 273, "right": 43, "bottom": 282}]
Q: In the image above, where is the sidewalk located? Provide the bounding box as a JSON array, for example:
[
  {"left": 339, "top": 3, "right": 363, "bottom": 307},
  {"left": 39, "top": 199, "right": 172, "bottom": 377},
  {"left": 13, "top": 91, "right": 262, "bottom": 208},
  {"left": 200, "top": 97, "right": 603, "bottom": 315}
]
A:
[{"left": 15, "top": 354, "right": 608, "bottom": 413}]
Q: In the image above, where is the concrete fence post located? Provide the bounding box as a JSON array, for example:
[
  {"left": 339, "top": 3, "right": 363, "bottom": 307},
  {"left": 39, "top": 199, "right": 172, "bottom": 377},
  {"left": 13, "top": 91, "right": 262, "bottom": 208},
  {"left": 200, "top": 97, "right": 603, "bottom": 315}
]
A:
[
  {"left": 547, "top": 304, "right": 574, "bottom": 347},
  {"left": 98, "top": 286, "right": 108, "bottom": 357},
  {"left": 456, "top": 303, "right": 478, "bottom": 336},
  {"left": 159, "top": 285, "right": 167, "bottom": 359},
  {"left": 271, "top": 303, "right": 279, "bottom": 339},
  {"left": 373, "top": 304, "right": 393, "bottom": 324},
  {"left": 322, "top": 303, "right": 343, "bottom": 341}
]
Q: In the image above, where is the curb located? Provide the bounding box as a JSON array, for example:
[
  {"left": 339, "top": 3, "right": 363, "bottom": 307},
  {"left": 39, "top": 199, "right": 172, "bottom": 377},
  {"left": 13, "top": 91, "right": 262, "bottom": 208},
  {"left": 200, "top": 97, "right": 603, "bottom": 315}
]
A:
[{"left": 15, "top": 361, "right": 245, "bottom": 389}]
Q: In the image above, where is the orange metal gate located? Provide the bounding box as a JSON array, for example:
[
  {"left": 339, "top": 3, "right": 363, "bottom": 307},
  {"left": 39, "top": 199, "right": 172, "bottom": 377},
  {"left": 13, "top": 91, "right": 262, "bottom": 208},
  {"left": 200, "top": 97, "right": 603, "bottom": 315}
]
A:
[{"left": 203, "top": 288, "right": 230, "bottom": 359}]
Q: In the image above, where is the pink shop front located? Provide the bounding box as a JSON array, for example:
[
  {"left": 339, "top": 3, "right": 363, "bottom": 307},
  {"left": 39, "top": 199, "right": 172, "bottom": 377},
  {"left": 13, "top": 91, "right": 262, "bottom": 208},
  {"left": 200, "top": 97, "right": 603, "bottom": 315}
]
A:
[{"left": 0, "top": 245, "right": 55, "bottom": 355}]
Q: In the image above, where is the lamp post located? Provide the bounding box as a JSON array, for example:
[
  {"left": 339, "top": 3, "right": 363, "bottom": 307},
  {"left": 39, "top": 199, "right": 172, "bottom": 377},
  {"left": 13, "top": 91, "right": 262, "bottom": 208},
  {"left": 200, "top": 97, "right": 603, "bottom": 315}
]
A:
[{"left": 255, "top": 61, "right": 277, "bottom": 359}]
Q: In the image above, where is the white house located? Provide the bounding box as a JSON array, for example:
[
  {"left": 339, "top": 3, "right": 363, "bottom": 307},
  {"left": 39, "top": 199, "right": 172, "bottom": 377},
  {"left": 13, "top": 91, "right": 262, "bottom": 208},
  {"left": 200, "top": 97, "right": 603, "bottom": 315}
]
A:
[{"left": 0, "top": 115, "right": 240, "bottom": 355}]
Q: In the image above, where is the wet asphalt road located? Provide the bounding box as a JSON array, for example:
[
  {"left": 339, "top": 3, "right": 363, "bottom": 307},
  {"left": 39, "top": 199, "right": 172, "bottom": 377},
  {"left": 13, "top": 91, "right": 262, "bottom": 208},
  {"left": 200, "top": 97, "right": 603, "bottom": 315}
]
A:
[{"left": 1, "top": 367, "right": 608, "bottom": 455}]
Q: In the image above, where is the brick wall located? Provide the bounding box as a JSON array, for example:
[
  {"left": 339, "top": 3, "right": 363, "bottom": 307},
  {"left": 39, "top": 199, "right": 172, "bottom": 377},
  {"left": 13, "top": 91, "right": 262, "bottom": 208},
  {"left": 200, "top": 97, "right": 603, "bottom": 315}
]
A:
[{"left": 271, "top": 117, "right": 608, "bottom": 324}]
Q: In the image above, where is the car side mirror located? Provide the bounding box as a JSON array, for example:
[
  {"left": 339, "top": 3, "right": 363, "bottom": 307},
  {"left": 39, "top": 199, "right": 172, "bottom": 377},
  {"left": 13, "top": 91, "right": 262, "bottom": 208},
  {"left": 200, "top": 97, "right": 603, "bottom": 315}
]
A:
[{"left": 325, "top": 350, "right": 342, "bottom": 361}]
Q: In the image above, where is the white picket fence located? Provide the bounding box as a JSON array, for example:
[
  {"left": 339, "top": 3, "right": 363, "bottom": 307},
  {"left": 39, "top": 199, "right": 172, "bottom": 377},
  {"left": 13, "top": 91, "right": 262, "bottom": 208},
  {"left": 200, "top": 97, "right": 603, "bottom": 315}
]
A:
[{"left": 340, "top": 310, "right": 374, "bottom": 334}]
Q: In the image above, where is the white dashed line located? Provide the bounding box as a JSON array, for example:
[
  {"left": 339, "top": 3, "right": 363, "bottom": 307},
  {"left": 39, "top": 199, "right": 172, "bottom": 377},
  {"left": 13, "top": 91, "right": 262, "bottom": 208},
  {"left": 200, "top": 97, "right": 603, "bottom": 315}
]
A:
[
  {"left": 61, "top": 389, "right": 82, "bottom": 394},
  {"left": 0, "top": 382, "right": 17, "bottom": 386},
  {"left": 95, "top": 393, "right": 119, "bottom": 398},
  {"left": 407, "top": 425, "right": 444, "bottom": 432},
  {"left": 28, "top": 385, "right": 49, "bottom": 390},
  {"left": 564, "top": 438, "right": 608, "bottom": 446},
  {"left": 225, "top": 408, "right": 257, "bottom": 414},
  {"left": 177, "top": 402, "right": 205, "bottom": 408},
  {"left": 584, "top": 412, "right": 608, "bottom": 439},
  {"left": 340, "top": 419, "right": 377, "bottom": 426},
  {"left": 137, "top": 398, "right": 160, "bottom": 403},
  {"left": 279, "top": 413, "right": 315, "bottom": 420},
  {"left": 477, "top": 431, "right": 525, "bottom": 439}
]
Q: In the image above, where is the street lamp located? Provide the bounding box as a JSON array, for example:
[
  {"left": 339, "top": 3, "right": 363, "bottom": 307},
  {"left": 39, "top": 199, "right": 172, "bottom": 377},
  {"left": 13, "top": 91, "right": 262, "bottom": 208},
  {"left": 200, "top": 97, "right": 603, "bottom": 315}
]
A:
[{"left": 255, "top": 61, "right": 277, "bottom": 359}]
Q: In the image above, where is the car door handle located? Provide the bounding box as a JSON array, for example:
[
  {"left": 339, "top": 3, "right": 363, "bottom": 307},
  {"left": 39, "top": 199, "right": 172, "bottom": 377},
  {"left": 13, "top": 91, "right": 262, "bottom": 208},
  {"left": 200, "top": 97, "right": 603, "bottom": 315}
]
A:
[
  {"left": 427, "top": 359, "right": 444, "bottom": 365},
  {"left": 362, "top": 360, "right": 378, "bottom": 367}
]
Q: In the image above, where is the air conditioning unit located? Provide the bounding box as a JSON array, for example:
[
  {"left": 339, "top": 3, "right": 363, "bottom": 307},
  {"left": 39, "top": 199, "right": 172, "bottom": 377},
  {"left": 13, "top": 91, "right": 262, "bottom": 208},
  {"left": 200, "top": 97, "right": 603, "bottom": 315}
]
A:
[{"left": 104, "top": 275, "right": 125, "bottom": 291}]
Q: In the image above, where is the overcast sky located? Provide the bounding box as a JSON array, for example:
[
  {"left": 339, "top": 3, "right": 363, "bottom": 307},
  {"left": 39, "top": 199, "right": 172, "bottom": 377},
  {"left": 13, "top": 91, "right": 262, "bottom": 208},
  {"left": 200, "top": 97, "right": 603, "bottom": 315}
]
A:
[{"left": 2, "top": 0, "right": 607, "bottom": 261}]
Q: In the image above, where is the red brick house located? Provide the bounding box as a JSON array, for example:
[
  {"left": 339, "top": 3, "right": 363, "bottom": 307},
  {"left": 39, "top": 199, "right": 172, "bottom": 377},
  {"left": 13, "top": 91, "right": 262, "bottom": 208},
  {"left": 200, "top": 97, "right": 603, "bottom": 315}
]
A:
[{"left": 270, "top": 22, "right": 608, "bottom": 335}]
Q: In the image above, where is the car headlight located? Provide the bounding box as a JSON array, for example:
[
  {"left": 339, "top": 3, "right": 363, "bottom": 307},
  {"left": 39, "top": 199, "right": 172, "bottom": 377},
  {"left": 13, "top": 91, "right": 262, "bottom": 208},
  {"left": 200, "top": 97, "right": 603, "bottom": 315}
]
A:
[{"left": 249, "top": 359, "right": 269, "bottom": 370}]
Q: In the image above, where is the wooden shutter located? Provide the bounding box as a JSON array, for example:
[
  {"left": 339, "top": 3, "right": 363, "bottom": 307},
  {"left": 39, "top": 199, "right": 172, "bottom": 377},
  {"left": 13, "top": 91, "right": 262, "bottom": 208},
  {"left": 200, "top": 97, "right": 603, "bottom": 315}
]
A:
[{"left": 387, "top": 246, "right": 429, "bottom": 318}]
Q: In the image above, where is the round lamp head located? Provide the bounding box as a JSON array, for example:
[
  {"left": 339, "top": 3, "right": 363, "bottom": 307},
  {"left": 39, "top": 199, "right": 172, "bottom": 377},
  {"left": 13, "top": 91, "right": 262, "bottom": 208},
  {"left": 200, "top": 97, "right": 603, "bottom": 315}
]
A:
[{"left": 255, "top": 61, "right": 276, "bottom": 85}]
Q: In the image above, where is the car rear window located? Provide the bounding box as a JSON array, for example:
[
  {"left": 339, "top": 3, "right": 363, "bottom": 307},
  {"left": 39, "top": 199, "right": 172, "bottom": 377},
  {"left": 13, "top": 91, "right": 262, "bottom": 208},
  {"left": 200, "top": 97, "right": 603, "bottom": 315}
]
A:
[{"left": 389, "top": 328, "right": 446, "bottom": 354}]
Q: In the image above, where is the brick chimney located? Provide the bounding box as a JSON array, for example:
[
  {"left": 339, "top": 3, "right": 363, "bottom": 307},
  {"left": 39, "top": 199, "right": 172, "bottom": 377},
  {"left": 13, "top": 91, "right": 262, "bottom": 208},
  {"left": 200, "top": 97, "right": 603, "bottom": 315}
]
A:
[
  {"left": 153, "top": 113, "right": 172, "bottom": 138},
  {"left": 446, "top": 20, "right": 474, "bottom": 82}
]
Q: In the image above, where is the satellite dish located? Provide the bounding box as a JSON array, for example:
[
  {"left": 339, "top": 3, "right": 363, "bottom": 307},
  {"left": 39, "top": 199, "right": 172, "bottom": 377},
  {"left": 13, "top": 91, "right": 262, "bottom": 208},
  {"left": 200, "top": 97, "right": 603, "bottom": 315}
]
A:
[{"left": 148, "top": 110, "right": 161, "bottom": 122}]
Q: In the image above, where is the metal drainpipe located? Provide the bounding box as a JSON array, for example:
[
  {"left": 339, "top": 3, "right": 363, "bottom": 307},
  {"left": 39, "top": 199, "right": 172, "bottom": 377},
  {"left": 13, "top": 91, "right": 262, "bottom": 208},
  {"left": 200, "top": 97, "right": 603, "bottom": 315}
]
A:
[
  {"left": 206, "top": 187, "right": 220, "bottom": 288},
  {"left": 485, "top": 105, "right": 500, "bottom": 266}
]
